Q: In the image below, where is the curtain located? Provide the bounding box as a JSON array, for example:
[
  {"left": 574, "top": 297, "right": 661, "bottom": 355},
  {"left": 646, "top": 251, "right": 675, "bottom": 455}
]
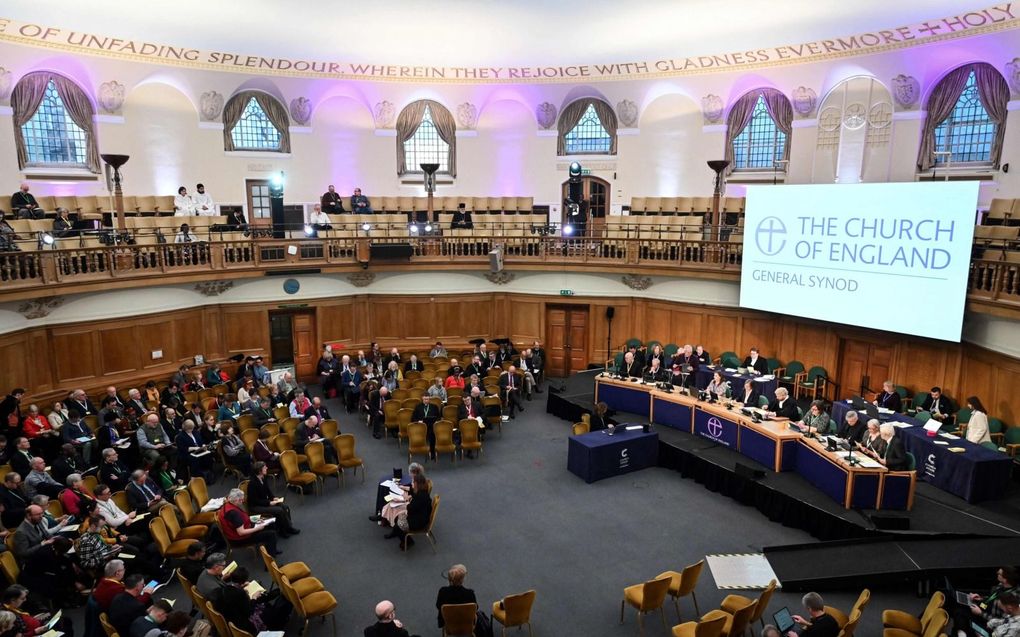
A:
[
  {"left": 723, "top": 90, "right": 761, "bottom": 176},
  {"left": 973, "top": 63, "right": 1010, "bottom": 170},
  {"left": 11, "top": 71, "right": 100, "bottom": 173},
  {"left": 395, "top": 100, "right": 456, "bottom": 177},
  {"left": 50, "top": 75, "right": 101, "bottom": 173},
  {"left": 222, "top": 90, "right": 291, "bottom": 153},
  {"left": 556, "top": 98, "right": 617, "bottom": 155},
  {"left": 761, "top": 88, "right": 793, "bottom": 169},
  {"left": 916, "top": 65, "right": 973, "bottom": 171}
]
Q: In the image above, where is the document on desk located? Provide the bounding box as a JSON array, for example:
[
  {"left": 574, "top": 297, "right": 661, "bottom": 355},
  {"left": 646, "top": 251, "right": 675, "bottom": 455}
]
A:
[
  {"left": 754, "top": 375, "right": 775, "bottom": 382},
  {"left": 625, "top": 425, "right": 644, "bottom": 431},
  {"left": 939, "top": 432, "right": 960, "bottom": 440},
  {"left": 854, "top": 456, "right": 884, "bottom": 469},
  {"left": 877, "top": 407, "right": 894, "bottom": 415},
  {"left": 891, "top": 422, "right": 913, "bottom": 429}
]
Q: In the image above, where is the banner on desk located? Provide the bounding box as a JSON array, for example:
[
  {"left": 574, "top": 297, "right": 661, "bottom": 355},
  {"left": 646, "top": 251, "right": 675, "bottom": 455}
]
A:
[
  {"left": 694, "top": 409, "right": 738, "bottom": 448},
  {"left": 741, "top": 182, "right": 978, "bottom": 342}
]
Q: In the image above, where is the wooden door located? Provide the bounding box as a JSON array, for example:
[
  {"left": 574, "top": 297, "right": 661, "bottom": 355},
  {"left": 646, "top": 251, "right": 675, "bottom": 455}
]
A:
[
  {"left": 838, "top": 337, "right": 894, "bottom": 399},
  {"left": 268, "top": 313, "right": 293, "bottom": 366},
  {"left": 292, "top": 312, "right": 317, "bottom": 380},
  {"left": 545, "top": 305, "right": 589, "bottom": 377},
  {"left": 245, "top": 179, "right": 271, "bottom": 227}
]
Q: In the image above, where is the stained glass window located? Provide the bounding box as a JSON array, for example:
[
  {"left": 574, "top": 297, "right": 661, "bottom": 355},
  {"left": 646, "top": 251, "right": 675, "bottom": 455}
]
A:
[
  {"left": 933, "top": 71, "right": 995, "bottom": 164},
  {"left": 403, "top": 105, "right": 449, "bottom": 172},
  {"left": 732, "top": 96, "right": 786, "bottom": 170},
  {"left": 564, "top": 104, "right": 611, "bottom": 154},
  {"left": 21, "top": 80, "right": 88, "bottom": 166},
  {"left": 230, "top": 97, "right": 282, "bottom": 151}
]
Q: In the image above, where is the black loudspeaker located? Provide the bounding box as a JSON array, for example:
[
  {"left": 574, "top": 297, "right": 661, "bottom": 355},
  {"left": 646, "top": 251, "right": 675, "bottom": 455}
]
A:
[
  {"left": 606, "top": 306, "right": 615, "bottom": 320},
  {"left": 735, "top": 463, "right": 766, "bottom": 481},
  {"left": 270, "top": 197, "right": 286, "bottom": 239},
  {"left": 369, "top": 243, "right": 413, "bottom": 260},
  {"left": 869, "top": 513, "right": 910, "bottom": 530}
]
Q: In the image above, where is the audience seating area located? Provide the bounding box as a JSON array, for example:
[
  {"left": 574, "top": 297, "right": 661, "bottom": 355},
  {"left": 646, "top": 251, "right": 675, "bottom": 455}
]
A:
[{"left": 629, "top": 196, "right": 745, "bottom": 216}]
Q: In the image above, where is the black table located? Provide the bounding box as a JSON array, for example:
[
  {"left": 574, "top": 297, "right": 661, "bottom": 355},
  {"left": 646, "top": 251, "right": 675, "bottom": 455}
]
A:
[{"left": 567, "top": 426, "right": 659, "bottom": 483}]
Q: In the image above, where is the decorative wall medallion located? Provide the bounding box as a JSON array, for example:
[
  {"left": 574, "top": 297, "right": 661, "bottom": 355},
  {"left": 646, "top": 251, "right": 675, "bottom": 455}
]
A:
[
  {"left": 484, "top": 271, "right": 515, "bottom": 285},
  {"left": 98, "top": 81, "right": 125, "bottom": 114},
  {"left": 891, "top": 75, "right": 921, "bottom": 109},
  {"left": 536, "top": 102, "right": 557, "bottom": 129},
  {"left": 200, "top": 91, "right": 224, "bottom": 121},
  {"left": 868, "top": 102, "right": 893, "bottom": 129},
  {"left": 283, "top": 278, "right": 301, "bottom": 295},
  {"left": 289, "top": 97, "right": 312, "bottom": 126},
  {"left": 843, "top": 103, "right": 867, "bottom": 130},
  {"left": 1006, "top": 58, "right": 1020, "bottom": 97},
  {"left": 194, "top": 280, "right": 233, "bottom": 296},
  {"left": 701, "top": 94, "right": 723, "bottom": 124},
  {"left": 0, "top": 67, "right": 12, "bottom": 103},
  {"left": 621, "top": 275, "right": 652, "bottom": 290},
  {"left": 617, "top": 99, "right": 638, "bottom": 128},
  {"left": 456, "top": 102, "right": 478, "bottom": 129},
  {"left": 17, "top": 296, "right": 64, "bottom": 319},
  {"left": 792, "top": 86, "right": 817, "bottom": 117},
  {"left": 347, "top": 272, "right": 376, "bottom": 287},
  {"left": 373, "top": 101, "right": 395, "bottom": 128}
]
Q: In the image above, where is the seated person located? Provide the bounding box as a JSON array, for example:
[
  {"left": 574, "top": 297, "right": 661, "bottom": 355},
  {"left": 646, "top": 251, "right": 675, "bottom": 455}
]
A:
[
  {"left": 694, "top": 345, "right": 711, "bottom": 366},
  {"left": 742, "top": 347, "right": 770, "bottom": 374},
  {"left": 246, "top": 461, "right": 300, "bottom": 537},
  {"left": 321, "top": 184, "right": 345, "bottom": 214},
  {"left": 53, "top": 207, "right": 75, "bottom": 238},
  {"left": 430, "top": 342, "right": 447, "bottom": 358},
  {"left": 836, "top": 409, "right": 867, "bottom": 444},
  {"left": 252, "top": 429, "right": 281, "bottom": 471},
  {"left": 766, "top": 387, "right": 799, "bottom": 420},
  {"left": 0, "top": 211, "right": 23, "bottom": 251},
  {"left": 426, "top": 378, "right": 447, "bottom": 403},
  {"left": 617, "top": 352, "right": 642, "bottom": 378},
  {"left": 350, "top": 187, "right": 373, "bottom": 214},
  {"left": 174, "top": 223, "right": 198, "bottom": 243},
  {"left": 382, "top": 474, "right": 431, "bottom": 549},
  {"left": 308, "top": 204, "right": 332, "bottom": 232},
  {"left": 793, "top": 400, "right": 831, "bottom": 434},
  {"left": 404, "top": 354, "right": 424, "bottom": 374},
  {"left": 435, "top": 564, "right": 477, "bottom": 631},
  {"left": 789, "top": 592, "right": 840, "bottom": 637},
  {"left": 705, "top": 371, "right": 729, "bottom": 402},
  {"left": 873, "top": 380, "right": 903, "bottom": 412},
  {"left": 192, "top": 183, "right": 215, "bottom": 216},
  {"left": 918, "top": 386, "right": 956, "bottom": 427},
  {"left": 876, "top": 423, "right": 908, "bottom": 470},
  {"left": 643, "top": 359, "right": 666, "bottom": 383},
  {"left": 858, "top": 419, "right": 886, "bottom": 456},
  {"left": 217, "top": 488, "right": 279, "bottom": 556},
  {"left": 451, "top": 203, "right": 473, "bottom": 229},
  {"left": 173, "top": 186, "right": 194, "bottom": 216},
  {"left": 737, "top": 379, "right": 761, "bottom": 406},
  {"left": 11, "top": 183, "right": 44, "bottom": 219},
  {"left": 964, "top": 396, "right": 992, "bottom": 445}
]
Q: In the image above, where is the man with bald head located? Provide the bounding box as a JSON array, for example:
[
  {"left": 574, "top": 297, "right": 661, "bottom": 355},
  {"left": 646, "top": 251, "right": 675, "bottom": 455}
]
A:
[
  {"left": 499, "top": 365, "right": 525, "bottom": 419},
  {"left": 11, "top": 183, "right": 43, "bottom": 219},
  {"left": 24, "top": 456, "right": 62, "bottom": 498},
  {"left": 364, "top": 599, "right": 411, "bottom": 637}
]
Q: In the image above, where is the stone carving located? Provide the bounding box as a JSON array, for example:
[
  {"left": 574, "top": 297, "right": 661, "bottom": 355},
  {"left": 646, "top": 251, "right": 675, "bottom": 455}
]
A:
[
  {"left": 484, "top": 271, "right": 515, "bottom": 285},
  {"left": 456, "top": 102, "right": 478, "bottom": 129},
  {"left": 1006, "top": 58, "right": 1020, "bottom": 97},
  {"left": 194, "top": 281, "right": 233, "bottom": 296},
  {"left": 0, "top": 67, "right": 12, "bottom": 102},
  {"left": 843, "top": 103, "right": 867, "bottom": 130},
  {"left": 289, "top": 97, "right": 312, "bottom": 125},
  {"left": 701, "top": 94, "right": 723, "bottom": 124},
  {"left": 98, "top": 81, "right": 125, "bottom": 114},
  {"left": 891, "top": 74, "right": 921, "bottom": 109},
  {"left": 347, "top": 272, "right": 376, "bottom": 288},
  {"left": 617, "top": 99, "right": 638, "bottom": 128},
  {"left": 536, "top": 102, "right": 557, "bottom": 129},
  {"left": 792, "top": 86, "right": 817, "bottom": 117},
  {"left": 200, "top": 91, "right": 224, "bottom": 121},
  {"left": 17, "top": 296, "right": 64, "bottom": 319},
  {"left": 373, "top": 101, "right": 395, "bottom": 128},
  {"left": 621, "top": 275, "right": 652, "bottom": 291}
]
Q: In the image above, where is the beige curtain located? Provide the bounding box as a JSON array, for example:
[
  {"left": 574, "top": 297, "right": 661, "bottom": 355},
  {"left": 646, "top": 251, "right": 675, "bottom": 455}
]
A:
[
  {"left": 11, "top": 71, "right": 100, "bottom": 173},
  {"left": 222, "top": 90, "right": 291, "bottom": 153},
  {"left": 395, "top": 100, "right": 456, "bottom": 177},
  {"left": 557, "top": 98, "right": 617, "bottom": 155}
]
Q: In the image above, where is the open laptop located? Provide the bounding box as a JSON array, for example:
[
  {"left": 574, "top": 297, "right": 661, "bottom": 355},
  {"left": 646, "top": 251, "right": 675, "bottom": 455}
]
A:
[{"left": 773, "top": 607, "right": 803, "bottom": 635}]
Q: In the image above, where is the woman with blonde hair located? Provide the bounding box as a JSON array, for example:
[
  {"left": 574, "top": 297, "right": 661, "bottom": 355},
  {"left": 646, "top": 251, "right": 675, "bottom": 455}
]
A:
[{"left": 435, "top": 564, "right": 477, "bottom": 630}]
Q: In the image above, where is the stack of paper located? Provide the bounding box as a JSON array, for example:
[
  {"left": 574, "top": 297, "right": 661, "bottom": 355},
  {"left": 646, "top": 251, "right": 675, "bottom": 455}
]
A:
[{"left": 201, "top": 497, "right": 225, "bottom": 512}]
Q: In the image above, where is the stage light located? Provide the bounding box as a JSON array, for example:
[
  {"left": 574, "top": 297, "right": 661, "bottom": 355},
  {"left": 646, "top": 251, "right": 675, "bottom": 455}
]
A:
[
  {"left": 563, "top": 224, "right": 574, "bottom": 236},
  {"left": 39, "top": 232, "right": 54, "bottom": 247},
  {"left": 303, "top": 224, "right": 314, "bottom": 236},
  {"left": 569, "top": 162, "right": 582, "bottom": 177},
  {"left": 362, "top": 222, "right": 372, "bottom": 232},
  {"left": 270, "top": 172, "right": 285, "bottom": 189},
  {"left": 424, "top": 222, "right": 433, "bottom": 233},
  {"left": 409, "top": 224, "right": 419, "bottom": 233}
]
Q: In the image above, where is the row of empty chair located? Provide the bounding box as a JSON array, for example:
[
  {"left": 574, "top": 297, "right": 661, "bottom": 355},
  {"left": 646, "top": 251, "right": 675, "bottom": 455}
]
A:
[
  {"left": 986, "top": 198, "right": 1020, "bottom": 223},
  {"left": 369, "top": 196, "right": 534, "bottom": 213},
  {"left": 630, "top": 196, "right": 745, "bottom": 215}
]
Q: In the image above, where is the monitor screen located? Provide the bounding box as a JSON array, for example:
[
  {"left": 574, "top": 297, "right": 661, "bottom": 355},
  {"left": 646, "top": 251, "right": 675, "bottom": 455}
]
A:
[{"left": 740, "top": 182, "right": 978, "bottom": 342}]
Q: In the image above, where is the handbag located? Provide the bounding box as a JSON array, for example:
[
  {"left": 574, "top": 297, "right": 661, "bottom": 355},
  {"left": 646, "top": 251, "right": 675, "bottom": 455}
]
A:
[{"left": 474, "top": 611, "right": 493, "bottom": 637}]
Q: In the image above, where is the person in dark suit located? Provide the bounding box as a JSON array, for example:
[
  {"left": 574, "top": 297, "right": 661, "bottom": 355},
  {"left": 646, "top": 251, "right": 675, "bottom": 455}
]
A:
[
  {"left": 694, "top": 345, "right": 711, "bottom": 366},
  {"left": 52, "top": 207, "right": 75, "bottom": 238},
  {"left": 451, "top": 204, "right": 473, "bottom": 229},
  {"left": 303, "top": 397, "right": 331, "bottom": 424},
  {"left": 878, "top": 423, "right": 909, "bottom": 471},
  {"left": 246, "top": 461, "right": 300, "bottom": 537},
  {"left": 0, "top": 472, "right": 28, "bottom": 529},
  {"left": 618, "top": 352, "right": 642, "bottom": 378},
  {"left": 67, "top": 389, "right": 96, "bottom": 417},
  {"left": 498, "top": 367, "right": 525, "bottom": 419},
  {"left": 11, "top": 183, "right": 43, "bottom": 218},
  {"left": 629, "top": 345, "right": 646, "bottom": 370},
  {"left": 317, "top": 351, "right": 341, "bottom": 398},
  {"left": 590, "top": 402, "right": 610, "bottom": 432},
  {"left": 321, "top": 185, "right": 345, "bottom": 214},
  {"left": 252, "top": 397, "right": 277, "bottom": 427},
  {"left": 364, "top": 600, "right": 411, "bottom": 637},
  {"left": 766, "top": 388, "right": 799, "bottom": 420},
  {"left": 99, "top": 448, "right": 131, "bottom": 491},
  {"left": 874, "top": 381, "right": 903, "bottom": 412},
  {"left": 404, "top": 355, "right": 424, "bottom": 374},
  {"left": 464, "top": 357, "right": 485, "bottom": 379},
  {"left": 126, "top": 469, "right": 167, "bottom": 514},
  {"left": 412, "top": 395, "right": 441, "bottom": 458},
  {"left": 385, "top": 474, "right": 432, "bottom": 551},
  {"left": 836, "top": 410, "right": 867, "bottom": 444},
  {"left": 369, "top": 387, "right": 390, "bottom": 439},
  {"left": 435, "top": 564, "right": 477, "bottom": 630},
  {"left": 341, "top": 362, "right": 363, "bottom": 414},
  {"left": 742, "top": 347, "right": 770, "bottom": 375},
  {"left": 8, "top": 437, "right": 32, "bottom": 479},
  {"left": 643, "top": 359, "right": 667, "bottom": 383},
  {"left": 737, "top": 379, "right": 761, "bottom": 407},
  {"left": 919, "top": 386, "right": 956, "bottom": 427}
]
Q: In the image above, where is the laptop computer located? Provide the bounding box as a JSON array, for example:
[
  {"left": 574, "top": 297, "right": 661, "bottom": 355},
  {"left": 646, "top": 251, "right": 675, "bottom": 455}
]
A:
[{"left": 773, "top": 607, "right": 803, "bottom": 635}]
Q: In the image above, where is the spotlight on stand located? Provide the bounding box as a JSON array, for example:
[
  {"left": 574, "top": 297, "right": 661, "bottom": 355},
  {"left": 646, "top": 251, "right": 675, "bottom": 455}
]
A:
[
  {"left": 38, "top": 232, "right": 54, "bottom": 249},
  {"left": 563, "top": 224, "right": 574, "bottom": 236},
  {"left": 268, "top": 171, "right": 286, "bottom": 238},
  {"left": 361, "top": 222, "right": 372, "bottom": 232},
  {"left": 409, "top": 223, "right": 419, "bottom": 234},
  {"left": 565, "top": 161, "right": 585, "bottom": 236},
  {"left": 270, "top": 171, "right": 285, "bottom": 192},
  {"left": 303, "top": 224, "right": 315, "bottom": 237},
  {"left": 424, "top": 222, "right": 433, "bottom": 233}
]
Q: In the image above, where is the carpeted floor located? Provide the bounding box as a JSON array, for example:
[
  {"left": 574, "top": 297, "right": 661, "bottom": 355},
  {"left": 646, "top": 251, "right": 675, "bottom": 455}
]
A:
[{"left": 164, "top": 382, "right": 933, "bottom": 637}]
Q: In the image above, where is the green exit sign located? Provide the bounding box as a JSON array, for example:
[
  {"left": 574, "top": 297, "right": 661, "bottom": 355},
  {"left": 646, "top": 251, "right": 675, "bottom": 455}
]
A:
[
  {"left": 560, "top": 289, "right": 575, "bottom": 296},
  {"left": 580, "top": 169, "right": 592, "bottom": 175}
]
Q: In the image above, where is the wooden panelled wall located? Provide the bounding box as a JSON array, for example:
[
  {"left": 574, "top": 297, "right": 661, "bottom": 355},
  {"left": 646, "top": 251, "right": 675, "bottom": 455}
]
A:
[{"left": 1, "top": 293, "right": 1018, "bottom": 425}]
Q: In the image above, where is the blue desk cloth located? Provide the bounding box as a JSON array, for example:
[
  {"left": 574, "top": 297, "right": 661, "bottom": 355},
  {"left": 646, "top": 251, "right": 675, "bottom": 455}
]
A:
[
  {"left": 831, "top": 400, "right": 1011, "bottom": 503},
  {"left": 567, "top": 426, "right": 659, "bottom": 483},
  {"left": 597, "top": 380, "right": 651, "bottom": 417},
  {"left": 695, "top": 365, "right": 778, "bottom": 400},
  {"left": 374, "top": 474, "right": 411, "bottom": 514}
]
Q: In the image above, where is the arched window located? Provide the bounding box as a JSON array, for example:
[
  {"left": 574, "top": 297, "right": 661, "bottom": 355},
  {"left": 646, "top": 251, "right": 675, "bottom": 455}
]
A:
[
  {"left": 934, "top": 71, "right": 994, "bottom": 164},
  {"left": 223, "top": 91, "right": 291, "bottom": 153},
  {"left": 396, "top": 100, "right": 456, "bottom": 176},
  {"left": 557, "top": 99, "right": 617, "bottom": 156},
  {"left": 404, "top": 104, "right": 450, "bottom": 172},
  {"left": 918, "top": 63, "right": 1009, "bottom": 171},
  {"left": 731, "top": 96, "right": 786, "bottom": 170},
  {"left": 11, "top": 72, "right": 100, "bottom": 172},
  {"left": 815, "top": 76, "right": 893, "bottom": 183}
]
